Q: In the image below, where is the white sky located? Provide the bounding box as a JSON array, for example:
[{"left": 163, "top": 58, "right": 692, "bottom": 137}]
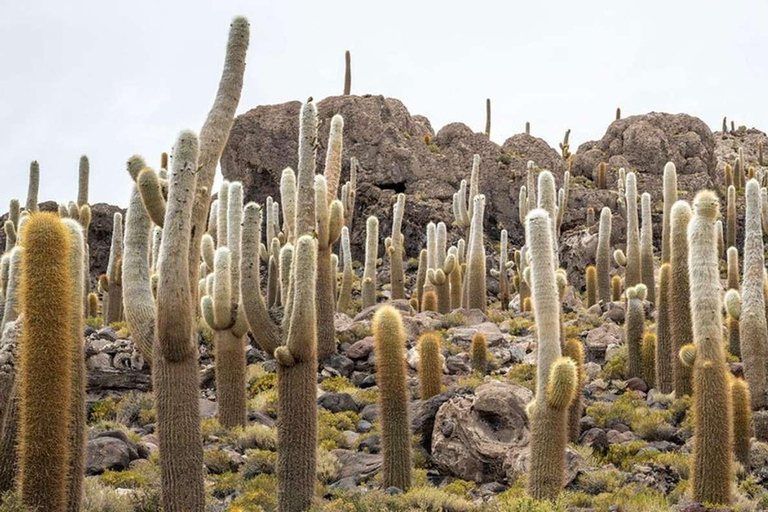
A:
[{"left": 1, "top": 0, "right": 766, "bottom": 209}]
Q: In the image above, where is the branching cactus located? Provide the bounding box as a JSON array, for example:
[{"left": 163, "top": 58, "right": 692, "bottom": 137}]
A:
[
  {"left": 136, "top": 167, "right": 168, "bottom": 228},
  {"left": 374, "top": 305, "right": 412, "bottom": 491},
  {"left": 537, "top": 171, "right": 559, "bottom": 265},
  {"left": 596, "top": 207, "right": 612, "bottom": 303},
  {"left": 25, "top": 161, "right": 39, "bottom": 213},
  {"left": 362, "top": 216, "right": 379, "bottom": 309},
  {"left": 337, "top": 226, "right": 354, "bottom": 314},
  {"left": 341, "top": 157, "right": 358, "bottom": 231},
  {"left": 625, "top": 172, "right": 641, "bottom": 287},
  {"left": 655, "top": 264, "right": 672, "bottom": 392},
  {"left": 640, "top": 193, "right": 655, "bottom": 305},
  {"left": 625, "top": 284, "right": 647, "bottom": 379},
  {"left": 427, "top": 253, "right": 456, "bottom": 314},
  {"left": 17, "top": 213, "right": 72, "bottom": 512},
  {"left": 466, "top": 195, "right": 487, "bottom": 312},
  {"left": 688, "top": 190, "right": 732, "bottom": 506},
  {"left": 389, "top": 194, "right": 406, "bottom": 300},
  {"left": 275, "top": 235, "right": 318, "bottom": 512},
  {"left": 525, "top": 208, "right": 576, "bottom": 501},
  {"left": 739, "top": 179, "right": 768, "bottom": 410},
  {"left": 418, "top": 332, "right": 442, "bottom": 399}
]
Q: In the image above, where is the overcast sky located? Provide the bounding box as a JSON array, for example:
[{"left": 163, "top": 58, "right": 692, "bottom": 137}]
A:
[{"left": 1, "top": 1, "right": 766, "bottom": 209}]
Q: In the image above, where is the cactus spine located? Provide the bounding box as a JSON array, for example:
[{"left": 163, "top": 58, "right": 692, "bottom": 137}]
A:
[
  {"left": 727, "top": 185, "right": 737, "bottom": 249},
  {"left": 596, "top": 207, "right": 612, "bottom": 303},
  {"left": 418, "top": 332, "right": 442, "bottom": 399},
  {"left": 389, "top": 194, "right": 406, "bottom": 300},
  {"left": 421, "top": 290, "right": 437, "bottom": 312},
  {"left": 726, "top": 289, "right": 741, "bottom": 358},
  {"left": 640, "top": 193, "right": 655, "bottom": 305},
  {"left": 374, "top": 305, "right": 412, "bottom": 491},
  {"left": 739, "top": 179, "right": 768, "bottom": 410},
  {"left": 496, "top": 229, "right": 511, "bottom": 309},
  {"left": 596, "top": 162, "right": 607, "bottom": 189},
  {"left": 526, "top": 208, "right": 576, "bottom": 501},
  {"left": 343, "top": 50, "right": 351, "bottom": 95},
  {"left": 275, "top": 236, "right": 318, "bottom": 512},
  {"left": 688, "top": 190, "right": 732, "bottom": 506},
  {"left": 25, "top": 161, "right": 39, "bottom": 213},
  {"left": 731, "top": 376, "right": 752, "bottom": 467},
  {"left": 727, "top": 246, "right": 740, "bottom": 291},
  {"left": 642, "top": 333, "right": 656, "bottom": 389},
  {"left": 625, "top": 284, "right": 647, "bottom": 379},
  {"left": 18, "top": 213, "right": 72, "bottom": 512},
  {"left": 466, "top": 195, "right": 486, "bottom": 312},
  {"left": 470, "top": 332, "right": 488, "bottom": 374},
  {"left": 337, "top": 226, "right": 353, "bottom": 314},
  {"left": 655, "top": 263, "right": 672, "bottom": 392},
  {"left": 661, "top": 162, "right": 677, "bottom": 263},
  {"left": 104, "top": 212, "right": 123, "bottom": 324},
  {"left": 585, "top": 265, "right": 597, "bottom": 307},
  {"left": 362, "top": 216, "right": 379, "bottom": 309},
  {"left": 670, "top": 201, "right": 693, "bottom": 397},
  {"left": 624, "top": 172, "right": 641, "bottom": 287},
  {"left": 563, "top": 338, "right": 584, "bottom": 443}
]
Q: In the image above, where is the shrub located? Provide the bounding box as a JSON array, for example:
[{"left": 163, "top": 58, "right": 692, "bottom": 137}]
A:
[
  {"left": 228, "top": 424, "right": 277, "bottom": 452},
  {"left": 240, "top": 449, "right": 276, "bottom": 479}
]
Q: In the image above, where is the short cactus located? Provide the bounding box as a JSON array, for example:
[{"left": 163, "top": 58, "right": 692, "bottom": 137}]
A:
[
  {"left": 470, "top": 332, "right": 488, "bottom": 374},
  {"left": 563, "top": 338, "right": 584, "bottom": 443},
  {"left": 418, "top": 332, "right": 442, "bottom": 399},
  {"left": 611, "top": 275, "right": 622, "bottom": 302},
  {"left": 596, "top": 162, "right": 607, "bottom": 189},
  {"left": 585, "top": 265, "right": 597, "bottom": 307},
  {"left": 421, "top": 290, "right": 438, "bottom": 312},
  {"left": 731, "top": 376, "right": 752, "bottom": 467},
  {"left": 641, "top": 333, "right": 656, "bottom": 389}
]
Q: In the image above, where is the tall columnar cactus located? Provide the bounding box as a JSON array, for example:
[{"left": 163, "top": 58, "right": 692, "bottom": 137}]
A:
[
  {"left": 1, "top": 248, "right": 23, "bottom": 333},
  {"left": 655, "top": 264, "right": 673, "bottom": 392},
  {"left": 661, "top": 162, "right": 677, "bottom": 262},
  {"left": 343, "top": 50, "right": 351, "bottom": 95},
  {"left": 466, "top": 195, "right": 487, "bottom": 312},
  {"left": 563, "top": 338, "right": 584, "bottom": 443},
  {"left": 611, "top": 275, "right": 622, "bottom": 302},
  {"left": 727, "top": 246, "right": 740, "bottom": 291},
  {"left": 727, "top": 185, "right": 737, "bottom": 250},
  {"left": 725, "top": 163, "right": 734, "bottom": 188},
  {"left": 427, "top": 253, "right": 456, "bottom": 314},
  {"left": 389, "top": 194, "right": 406, "bottom": 300},
  {"left": 341, "top": 158, "right": 358, "bottom": 231},
  {"left": 731, "top": 376, "right": 752, "bottom": 467},
  {"left": 725, "top": 289, "right": 742, "bottom": 359},
  {"left": 585, "top": 266, "right": 597, "bottom": 307},
  {"left": 374, "top": 305, "right": 412, "bottom": 491},
  {"left": 596, "top": 207, "right": 612, "bottom": 303},
  {"left": 485, "top": 98, "right": 491, "bottom": 137},
  {"left": 493, "top": 229, "right": 511, "bottom": 309},
  {"left": 739, "top": 179, "right": 768, "bottom": 410},
  {"left": 275, "top": 235, "right": 318, "bottom": 512},
  {"left": 640, "top": 193, "right": 655, "bottom": 305},
  {"left": 716, "top": 220, "right": 725, "bottom": 261},
  {"left": 77, "top": 155, "right": 89, "bottom": 207},
  {"left": 641, "top": 333, "right": 656, "bottom": 389},
  {"left": 625, "top": 172, "right": 641, "bottom": 287},
  {"left": 418, "top": 332, "right": 442, "bottom": 399},
  {"left": 25, "top": 161, "right": 39, "bottom": 213},
  {"left": 17, "top": 213, "right": 72, "bottom": 512},
  {"left": 62, "top": 219, "right": 86, "bottom": 512},
  {"left": 153, "top": 131, "right": 206, "bottom": 511},
  {"left": 362, "top": 216, "right": 379, "bottom": 309},
  {"left": 104, "top": 212, "right": 123, "bottom": 324},
  {"left": 688, "top": 190, "right": 732, "bottom": 506},
  {"left": 625, "top": 284, "right": 647, "bottom": 379},
  {"left": 337, "top": 226, "right": 353, "bottom": 314},
  {"left": 526, "top": 208, "right": 577, "bottom": 501},
  {"left": 670, "top": 200, "right": 694, "bottom": 396},
  {"left": 414, "top": 249, "right": 427, "bottom": 310}
]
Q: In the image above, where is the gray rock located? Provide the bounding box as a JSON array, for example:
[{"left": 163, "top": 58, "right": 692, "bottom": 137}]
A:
[
  {"left": 86, "top": 353, "right": 112, "bottom": 372},
  {"left": 86, "top": 436, "right": 131, "bottom": 475},
  {"left": 410, "top": 390, "right": 455, "bottom": 451},
  {"left": 323, "top": 354, "right": 355, "bottom": 378},
  {"left": 347, "top": 337, "right": 375, "bottom": 360},
  {"left": 97, "top": 327, "right": 119, "bottom": 342},
  {"left": 452, "top": 322, "right": 506, "bottom": 347},
  {"left": 318, "top": 392, "right": 359, "bottom": 413},
  {"left": 332, "top": 449, "right": 382, "bottom": 481}
]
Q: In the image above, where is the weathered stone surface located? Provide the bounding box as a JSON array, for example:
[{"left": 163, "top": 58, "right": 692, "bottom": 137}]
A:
[
  {"left": 332, "top": 449, "right": 382, "bottom": 482},
  {"left": 86, "top": 436, "right": 132, "bottom": 475},
  {"left": 452, "top": 322, "right": 507, "bottom": 347}
]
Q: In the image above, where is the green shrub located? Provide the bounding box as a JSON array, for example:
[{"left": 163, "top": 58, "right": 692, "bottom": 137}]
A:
[
  {"left": 115, "top": 392, "right": 155, "bottom": 427},
  {"left": 228, "top": 424, "right": 277, "bottom": 452},
  {"left": 204, "top": 447, "right": 234, "bottom": 474},
  {"left": 229, "top": 474, "right": 278, "bottom": 511},
  {"left": 240, "top": 449, "right": 276, "bottom": 479},
  {"left": 90, "top": 396, "right": 120, "bottom": 423},
  {"left": 601, "top": 345, "right": 628, "bottom": 380},
  {"left": 506, "top": 364, "right": 536, "bottom": 391}
]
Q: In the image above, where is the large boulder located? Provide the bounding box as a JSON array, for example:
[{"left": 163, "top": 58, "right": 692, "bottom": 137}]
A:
[{"left": 221, "top": 95, "right": 565, "bottom": 254}]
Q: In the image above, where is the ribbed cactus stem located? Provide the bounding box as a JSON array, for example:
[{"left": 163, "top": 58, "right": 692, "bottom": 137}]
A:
[
  {"left": 227, "top": 182, "right": 243, "bottom": 304},
  {"left": 625, "top": 284, "right": 646, "bottom": 379},
  {"left": 669, "top": 201, "right": 694, "bottom": 395},
  {"left": 689, "top": 190, "right": 732, "bottom": 506},
  {"left": 418, "top": 332, "right": 442, "bottom": 399},
  {"left": 216, "top": 181, "right": 230, "bottom": 248},
  {"left": 280, "top": 168, "right": 297, "bottom": 243},
  {"left": 563, "top": 338, "right": 584, "bottom": 443},
  {"left": 715, "top": 220, "right": 725, "bottom": 261},
  {"left": 624, "top": 172, "right": 641, "bottom": 287},
  {"left": 337, "top": 226, "right": 353, "bottom": 313},
  {"left": 470, "top": 332, "right": 488, "bottom": 374},
  {"left": 315, "top": 173, "right": 344, "bottom": 360},
  {"left": 642, "top": 333, "right": 656, "bottom": 389},
  {"left": 324, "top": 114, "right": 344, "bottom": 202},
  {"left": 655, "top": 264, "right": 673, "bottom": 392},
  {"left": 136, "top": 168, "right": 167, "bottom": 228},
  {"left": 343, "top": 50, "right": 351, "bottom": 95},
  {"left": 731, "top": 377, "right": 752, "bottom": 467},
  {"left": 373, "top": 306, "right": 412, "bottom": 491},
  {"left": 585, "top": 266, "right": 597, "bottom": 307},
  {"left": 727, "top": 246, "right": 739, "bottom": 290},
  {"left": 640, "top": 193, "right": 655, "bottom": 305},
  {"left": 104, "top": 212, "right": 124, "bottom": 324},
  {"left": 18, "top": 213, "right": 72, "bottom": 512},
  {"left": 295, "top": 101, "right": 318, "bottom": 239},
  {"left": 389, "top": 194, "right": 406, "bottom": 300},
  {"left": 727, "top": 185, "right": 737, "bottom": 249},
  {"left": 275, "top": 235, "right": 318, "bottom": 512},
  {"left": 362, "top": 216, "right": 379, "bottom": 308},
  {"left": 466, "top": 195, "right": 487, "bottom": 312},
  {"left": 596, "top": 207, "right": 612, "bottom": 303},
  {"left": 25, "top": 161, "right": 39, "bottom": 213},
  {"left": 661, "top": 162, "right": 677, "bottom": 262},
  {"left": 739, "top": 180, "right": 768, "bottom": 410}
]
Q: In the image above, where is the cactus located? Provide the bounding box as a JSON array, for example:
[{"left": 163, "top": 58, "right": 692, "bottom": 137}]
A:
[
  {"left": 343, "top": 50, "right": 351, "bottom": 95},
  {"left": 726, "top": 289, "right": 741, "bottom": 358},
  {"left": 362, "top": 216, "right": 379, "bottom": 309},
  {"left": 341, "top": 158, "right": 358, "bottom": 231},
  {"left": 526, "top": 208, "right": 575, "bottom": 501},
  {"left": 739, "top": 180, "right": 768, "bottom": 410},
  {"left": 616, "top": 107, "right": 621, "bottom": 120},
  {"left": 670, "top": 201, "right": 693, "bottom": 397},
  {"left": 585, "top": 207, "right": 595, "bottom": 226},
  {"left": 525, "top": 121, "right": 530, "bottom": 135},
  {"left": 727, "top": 246, "right": 740, "bottom": 290},
  {"left": 641, "top": 333, "right": 656, "bottom": 389},
  {"left": 563, "top": 338, "right": 584, "bottom": 443},
  {"left": 559, "top": 129, "right": 571, "bottom": 160},
  {"left": 731, "top": 376, "right": 752, "bottom": 467},
  {"left": 624, "top": 172, "right": 641, "bottom": 288},
  {"left": 655, "top": 263, "right": 673, "bottom": 392},
  {"left": 596, "top": 207, "right": 612, "bottom": 303},
  {"left": 389, "top": 194, "right": 406, "bottom": 300},
  {"left": 87, "top": 292, "right": 99, "bottom": 318},
  {"left": 585, "top": 266, "right": 597, "bottom": 307},
  {"left": 17, "top": 213, "right": 72, "bottom": 512},
  {"left": 421, "top": 290, "right": 438, "bottom": 312},
  {"left": 640, "top": 193, "right": 655, "bottom": 305},
  {"left": 1, "top": 248, "right": 22, "bottom": 332},
  {"left": 689, "top": 190, "right": 732, "bottom": 506},
  {"left": 625, "top": 284, "right": 647, "bottom": 379},
  {"left": 466, "top": 195, "right": 487, "bottom": 312},
  {"left": 137, "top": 168, "right": 167, "bottom": 228},
  {"left": 104, "top": 212, "right": 123, "bottom": 324},
  {"left": 62, "top": 219, "right": 86, "bottom": 512},
  {"left": 337, "top": 226, "right": 353, "bottom": 313},
  {"left": 427, "top": 251, "right": 456, "bottom": 314},
  {"left": 25, "top": 161, "right": 39, "bottom": 213},
  {"left": 418, "top": 332, "right": 442, "bottom": 399},
  {"left": 469, "top": 332, "right": 489, "bottom": 375},
  {"left": 373, "top": 305, "right": 412, "bottom": 491},
  {"left": 727, "top": 185, "right": 737, "bottom": 251},
  {"left": 596, "top": 162, "right": 607, "bottom": 189},
  {"left": 611, "top": 275, "right": 622, "bottom": 302},
  {"left": 725, "top": 163, "right": 734, "bottom": 188},
  {"left": 494, "top": 230, "right": 511, "bottom": 309},
  {"left": 274, "top": 235, "right": 318, "bottom": 512},
  {"left": 661, "top": 162, "right": 677, "bottom": 263}
]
